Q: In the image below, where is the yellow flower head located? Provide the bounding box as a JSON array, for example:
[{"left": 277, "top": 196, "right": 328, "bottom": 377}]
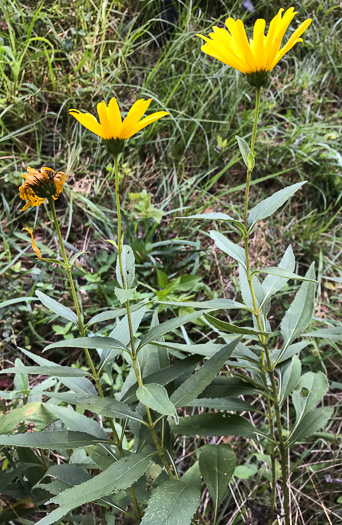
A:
[
  {"left": 19, "top": 166, "right": 66, "bottom": 211},
  {"left": 69, "top": 97, "right": 169, "bottom": 154},
  {"left": 197, "top": 7, "right": 312, "bottom": 87}
]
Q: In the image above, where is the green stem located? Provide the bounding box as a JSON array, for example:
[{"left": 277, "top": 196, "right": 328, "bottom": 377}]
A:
[
  {"left": 241, "top": 88, "right": 290, "bottom": 524},
  {"left": 48, "top": 196, "right": 141, "bottom": 522},
  {"left": 244, "top": 86, "right": 260, "bottom": 231},
  {"left": 114, "top": 154, "right": 123, "bottom": 261},
  {"left": 48, "top": 197, "right": 100, "bottom": 387},
  {"left": 114, "top": 155, "right": 175, "bottom": 480},
  {"left": 259, "top": 365, "right": 276, "bottom": 520},
  {"left": 264, "top": 348, "right": 290, "bottom": 525}
]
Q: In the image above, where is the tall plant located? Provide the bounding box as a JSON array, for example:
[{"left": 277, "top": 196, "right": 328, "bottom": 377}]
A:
[{"left": 187, "top": 7, "right": 331, "bottom": 524}]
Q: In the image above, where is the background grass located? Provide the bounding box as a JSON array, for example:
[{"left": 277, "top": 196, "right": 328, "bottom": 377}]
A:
[{"left": 0, "top": 0, "right": 341, "bottom": 523}]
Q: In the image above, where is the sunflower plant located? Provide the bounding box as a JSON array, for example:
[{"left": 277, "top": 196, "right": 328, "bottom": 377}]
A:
[{"left": 1, "top": 7, "right": 333, "bottom": 525}]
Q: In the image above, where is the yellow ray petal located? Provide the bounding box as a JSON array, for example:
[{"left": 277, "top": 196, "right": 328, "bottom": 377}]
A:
[
  {"left": 97, "top": 101, "right": 113, "bottom": 140},
  {"left": 199, "top": 44, "right": 231, "bottom": 65},
  {"left": 21, "top": 201, "right": 31, "bottom": 211},
  {"left": 69, "top": 110, "right": 105, "bottom": 139},
  {"left": 265, "top": 7, "right": 297, "bottom": 69},
  {"left": 270, "top": 18, "right": 311, "bottom": 69},
  {"left": 198, "top": 33, "right": 246, "bottom": 72},
  {"left": 22, "top": 228, "right": 45, "bottom": 260},
  {"left": 270, "top": 38, "right": 303, "bottom": 70},
  {"left": 225, "top": 18, "right": 251, "bottom": 69},
  {"left": 252, "top": 18, "right": 266, "bottom": 70},
  {"left": 203, "top": 45, "right": 248, "bottom": 73},
  {"left": 120, "top": 99, "right": 152, "bottom": 139},
  {"left": 235, "top": 20, "right": 257, "bottom": 71},
  {"left": 126, "top": 111, "right": 169, "bottom": 138},
  {"left": 259, "top": 8, "right": 282, "bottom": 67},
  {"left": 266, "top": 8, "right": 284, "bottom": 44},
  {"left": 209, "top": 27, "right": 249, "bottom": 71},
  {"left": 108, "top": 97, "right": 122, "bottom": 137}
]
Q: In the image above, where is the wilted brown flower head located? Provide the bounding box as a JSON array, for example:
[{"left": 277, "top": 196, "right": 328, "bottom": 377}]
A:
[{"left": 19, "top": 166, "right": 66, "bottom": 211}]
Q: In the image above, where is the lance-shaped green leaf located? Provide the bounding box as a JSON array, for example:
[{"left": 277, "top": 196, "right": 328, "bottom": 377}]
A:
[
  {"left": 200, "top": 376, "right": 260, "bottom": 398},
  {"left": 279, "top": 263, "right": 316, "bottom": 362},
  {"left": 199, "top": 445, "right": 236, "bottom": 522},
  {"left": 303, "top": 327, "right": 342, "bottom": 341},
  {"left": 116, "top": 244, "right": 135, "bottom": 288},
  {"left": 153, "top": 341, "right": 225, "bottom": 358},
  {"left": 49, "top": 404, "right": 107, "bottom": 439},
  {"left": 114, "top": 287, "right": 136, "bottom": 304},
  {"left": 182, "top": 213, "right": 246, "bottom": 233},
  {"left": 36, "top": 466, "right": 91, "bottom": 499},
  {"left": 36, "top": 453, "right": 154, "bottom": 525},
  {"left": 184, "top": 212, "right": 234, "bottom": 221},
  {"left": 86, "top": 301, "right": 149, "bottom": 327},
  {"left": 210, "top": 231, "right": 246, "bottom": 269},
  {"left": 140, "top": 479, "right": 200, "bottom": 525},
  {"left": 155, "top": 298, "right": 249, "bottom": 311},
  {"left": 17, "top": 347, "right": 61, "bottom": 367},
  {"left": 260, "top": 245, "right": 295, "bottom": 310},
  {"left": 170, "top": 413, "right": 260, "bottom": 438},
  {"left": 271, "top": 341, "right": 310, "bottom": 365},
  {"left": 253, "top": 267, "right": 316, "bottom": 282},
  {"left": 36, "top": 290, "right": 78, "bottom": 324},
  {"left": 69, "top": 251, "right": 89, "bottom": 269},
  {"left": 235, "top": 135, "right": 250, "bottom": 166},
  {"left": 170, "top": 338, "right": 241, "bottom": 408},
  {"left": 45, "top": 393, "right": 144, "bottom": 423},
  {"left": 14, "top": 349, "right": 97, "bottom": 396},
  {"left": 287, "top": 407, "right": 333, "bottom": 447},
  {"left": 278, "top": 356, "right": 301, "bottom": 406},
  {"left": 121, "top": 355, "right": 200, "bottom": 403},
  {"left": 181, "top": 461, "right": 202, "bottom": 490},
  {"left": 0, "top": 431, "right": 108, "bottom": 449},
  {"left": 0, "top": 297, "right": 37, "bottom": 309},
  {"left": 248, "top": 151, "right": 255, "bottom": 170},
  {"left": 39, "top": 464, "right": 91, "bottom": 495},
  {"left": 44, "top": 336, "right": 128, "bottom": 352},
  {"left": 137, "top": 384, "right": 177, "bottom": 418},
  {"left": 248, "top": 181, "right": 306, "bottom": 229},
  {"left": 109, "top": 306, "right": 146, "bottom": 346},
  {"left": 292, "top": 372, "right": 329, "bottom": 424},
  {"left": 44, "top": 258, "right": 69, "bottom": 269},
  {"left": 138, "top": 310, "right": 208, "bottom": 350},
  {"left": 204, "top": 314, "right": 269, "bottom": 336},
  {"left": 0, "top": 366, "right": 89, "bottom": 377},
  {"left": 0, "top": 402, "right": 56, "bottom": 434},
  {"left": 187, "top": 397, "right": 256, "bottom": 412}
]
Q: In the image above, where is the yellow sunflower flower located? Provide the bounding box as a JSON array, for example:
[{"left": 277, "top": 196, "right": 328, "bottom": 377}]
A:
[
  {"left": 19, "top": 166, "right": 66, "bottom": 211},
  {"left": 197, "top": 7, "right": 312, "bottom": 87},
  {"left": 69, "top": 97, "right": 169, "bottom": 154}
]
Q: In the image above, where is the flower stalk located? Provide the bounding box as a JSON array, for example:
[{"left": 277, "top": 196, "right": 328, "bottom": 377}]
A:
[{"left": 113, "top": 154, "right": 175, "bottom": 480}]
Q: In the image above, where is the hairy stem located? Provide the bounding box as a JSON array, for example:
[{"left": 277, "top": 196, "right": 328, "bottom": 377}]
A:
[
  {"left": 241, "top": 89, "right": 290, "bottom": 524},
  {"left": 114, "top": 155, "right": 175, "bottom": 480}
]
